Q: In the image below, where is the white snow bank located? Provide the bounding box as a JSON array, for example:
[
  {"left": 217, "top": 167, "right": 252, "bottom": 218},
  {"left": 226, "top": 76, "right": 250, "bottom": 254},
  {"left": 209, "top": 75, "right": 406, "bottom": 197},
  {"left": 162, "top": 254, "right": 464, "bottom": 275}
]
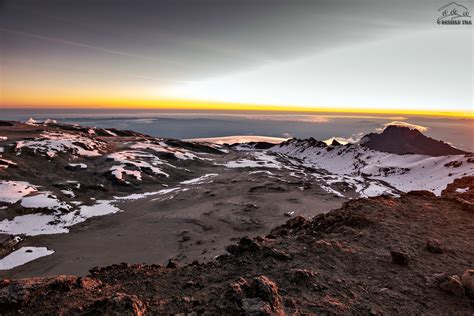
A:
[
  {"left": 455, "top": 187, "right": 469, "bottom": 193},
  {"left": 0, "top": 200, "right": 121, "bottom": 236},
  {"left": 272, "top": 141, "right": 474, "bottom": 196},
  {"left": 68, "top": 163, "right": 87, "bottom": 169},
  {"left": 0, "top": 181, "right": 37, "bottom": 203},
  {"left": 131, "top": 140, "right": 202, "bottom": 160},
  {"left": 0, "top": 247, "right": 54, "bottom": 270},
  {"left": 180, "top": 173, "right": 218, "bottom": 185},
  {"left": 222, "top": 152, "right": 290, "bottom": 170},
  {"left": 114, "top": 187, "right": 183, "bottom": 201},
  {"left": 20, "top": 192, "right": 70, "bottom": 210},
  {"left": 15, "top": 131, "right": 103, "bottom": 158},
  {"left": 104, "top": 129, "right": 118, "bottom": 136},
  {"left": 61, "top": 190, "right": 75, "bottom": 198},
  {"left": 108, "top": 150, "right": 169, "bottom": 181},
  {"left": 320, "top": 185, "right": 345, "bottom": 197}
]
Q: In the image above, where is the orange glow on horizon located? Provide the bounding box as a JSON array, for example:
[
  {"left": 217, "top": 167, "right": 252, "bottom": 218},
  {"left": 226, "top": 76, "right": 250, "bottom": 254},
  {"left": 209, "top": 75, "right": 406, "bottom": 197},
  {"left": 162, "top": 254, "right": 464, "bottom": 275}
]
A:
[{"left": 1, "top": 98, "right": 472, "bottom": 119}]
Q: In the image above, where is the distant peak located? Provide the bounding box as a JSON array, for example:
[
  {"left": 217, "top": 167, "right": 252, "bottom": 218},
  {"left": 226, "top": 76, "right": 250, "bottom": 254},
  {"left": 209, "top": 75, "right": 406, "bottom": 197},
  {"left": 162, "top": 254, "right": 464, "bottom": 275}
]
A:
[{"left": 361, "top": 125, "right": 466, "bottom": 156}]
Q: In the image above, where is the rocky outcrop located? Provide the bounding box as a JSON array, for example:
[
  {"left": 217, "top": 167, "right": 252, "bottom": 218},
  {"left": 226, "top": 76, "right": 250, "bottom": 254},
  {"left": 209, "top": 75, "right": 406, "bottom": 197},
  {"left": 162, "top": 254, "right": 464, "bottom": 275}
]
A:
[{"left": 0, "top": 192, "right": 473, "bottom": 314}]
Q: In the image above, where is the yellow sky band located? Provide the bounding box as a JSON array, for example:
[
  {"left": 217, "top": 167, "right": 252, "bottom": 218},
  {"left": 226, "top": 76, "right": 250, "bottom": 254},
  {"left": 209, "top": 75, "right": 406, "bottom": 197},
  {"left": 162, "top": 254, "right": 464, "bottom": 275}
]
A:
[{"left": 1, "top": 98, "right": 472, "bottom": 118}]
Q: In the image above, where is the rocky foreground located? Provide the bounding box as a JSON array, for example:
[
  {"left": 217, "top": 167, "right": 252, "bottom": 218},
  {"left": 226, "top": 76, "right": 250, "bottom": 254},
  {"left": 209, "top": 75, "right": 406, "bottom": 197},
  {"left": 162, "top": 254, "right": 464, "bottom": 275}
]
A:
[{"left": 1, "top": 182, "right": 473, "bottom": 315}]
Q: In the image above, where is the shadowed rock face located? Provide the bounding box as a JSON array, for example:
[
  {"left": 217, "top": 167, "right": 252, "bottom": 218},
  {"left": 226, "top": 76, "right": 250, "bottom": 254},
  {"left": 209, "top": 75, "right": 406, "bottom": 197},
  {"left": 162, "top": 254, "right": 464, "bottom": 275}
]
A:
[
  {"left": 0, "top": 180, "right": 473, "bottom": 315},
  {"left": 361, "top": 126, "right": 467, "bottom": 156}
]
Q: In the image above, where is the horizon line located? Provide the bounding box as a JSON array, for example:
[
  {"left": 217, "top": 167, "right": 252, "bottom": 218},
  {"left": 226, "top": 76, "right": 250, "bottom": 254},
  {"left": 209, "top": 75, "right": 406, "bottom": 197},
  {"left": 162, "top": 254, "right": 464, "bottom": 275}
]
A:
[{"left": 1, "top": 99, "right": 472, "bottom": 118}]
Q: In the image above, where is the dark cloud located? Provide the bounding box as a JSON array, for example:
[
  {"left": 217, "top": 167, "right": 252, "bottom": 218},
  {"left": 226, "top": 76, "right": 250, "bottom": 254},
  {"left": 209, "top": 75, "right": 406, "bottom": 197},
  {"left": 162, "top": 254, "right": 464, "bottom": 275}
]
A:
[{"left": 0, "top": 0, "right": 439, "bottom": 81}]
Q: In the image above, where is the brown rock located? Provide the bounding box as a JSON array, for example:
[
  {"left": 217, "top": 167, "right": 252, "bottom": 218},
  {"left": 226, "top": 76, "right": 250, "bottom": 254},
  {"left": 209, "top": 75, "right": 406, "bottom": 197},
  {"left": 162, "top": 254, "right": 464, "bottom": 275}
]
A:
[
  {"left": 286, "top": 216, "right": 309, "bottom": 229},
  {"left": 426, "top": 239, "right": 443, "bottom": 254},
  {"left": 288, "top": 269, "right": 317, "bottom": 284},
  {"left": 438, "top": 275, "right": 465, "bottom": 297},
  {"left": 391, "top": 251, "right": 409, "bottom": 266},
  {"left": 249, "top": 276, "right": 284, "bottom": 314},
  {"left": 166, "top": 259, "right": 178, "bottom": 269},
  {"left": 88, "top": 293, "right": 146, "bottom": 316},
  {"left": 226, "top": 236, "right": 261, "bottom": 255},
  {"left": 461, "top": 269, "right": 474, "bottom": 299},
  {"left": 77, "top": 277, "right": 102, "bottom": 290},
  {"left": 241, "top": 297, "right": 273, "bottom": 315}
]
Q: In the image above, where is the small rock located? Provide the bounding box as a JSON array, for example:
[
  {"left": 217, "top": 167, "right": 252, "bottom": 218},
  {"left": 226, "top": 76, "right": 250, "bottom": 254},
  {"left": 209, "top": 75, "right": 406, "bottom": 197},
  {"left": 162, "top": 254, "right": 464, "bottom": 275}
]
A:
[
  {"left": 426, "top": 239, "right": 443, "bottom": 254},
  {"left": 179, "top": 236, "right": 191, "bottom": 242},
  {"left": 241, "top": 297, "right": 273, "bottom": 315},
  {"left": 438, "top": 275, "right": 465, "bottom": 297},
  {"left": 263, "top": 247, "right": 292, "bottom": 261},
  {"left": 166, "top": 259, "right": 178, "bottom": 269},
  {"left": 284, "top": 297, "right": 296, "bottom": 309},
  {"left": 249, "top": 276, "right": 283, "bottom": 313},
  {"left": 288, "top": 269, "right": 317, "bottom": 284},
  {"left": 89, "top": 293, "right": 146, "bottom": 316},
  {"left": 461, "top": 269, "right": 474, "bottom": 299},
  {"left": 226, "top": 236, "right": 260, "bottom": 255},
  {"left": 77, "top": 277, "right": 102, "bottom": 290},
  {"left": 390, "top": 251, "right": 409, "bottom": 266},
  {"left": 286, "top": 216, "right": 309, "bottom": 229}
]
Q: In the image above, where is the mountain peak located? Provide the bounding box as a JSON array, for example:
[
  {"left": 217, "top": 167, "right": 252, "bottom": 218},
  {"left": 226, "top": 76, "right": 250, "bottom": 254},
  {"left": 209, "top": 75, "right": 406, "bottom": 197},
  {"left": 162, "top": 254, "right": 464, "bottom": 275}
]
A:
[{"left": 361, "top": 125, "right": 466, "bottom": 156}]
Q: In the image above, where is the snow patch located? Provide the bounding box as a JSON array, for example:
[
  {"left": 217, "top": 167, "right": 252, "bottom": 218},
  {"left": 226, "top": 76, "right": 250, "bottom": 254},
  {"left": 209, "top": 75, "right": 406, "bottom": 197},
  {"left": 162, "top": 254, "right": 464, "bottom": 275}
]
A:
[
  {"left": 15, "top": 131, "right": 103, "bottom": 158},
  {"left": 455, "top": 187, "right": 469, "bottom": 193},
  {"left": 222, "top": 152, "right": 289, "bottom": 169},
  {"left": 0, "top": 181, "right": 37, "bottom": 204},
  {"left": 131, "top": 140, "right": 201, "bottom": 160},
  {"left": 272, "top": 141, "right": 474, "bottom": 196},
  {"left": 20, "top": 192, "right": 71, "bottom": 210},
  {"left": 180, "top": 173, "right": 218, "bottom": 185},
  {"left": 0, "top": 200, "right": 121, "bottom": 236},
  {"left": 68, "top": 163, "right": 87, "bottom": 169},
  {"left": 320, "top": 185, "right": 345, "bottom": 197},
  {"left": 104, "top": 129, "right": 118, "bottom": 136},
  {"left": 0, "top": 247, "right": 54, "bottom": 270},
  {"left": 108, "top": 150, "right": 170, "bottom": 181},
  {"left": 61, "top": 190, "right": 75, "bottom": 198}
]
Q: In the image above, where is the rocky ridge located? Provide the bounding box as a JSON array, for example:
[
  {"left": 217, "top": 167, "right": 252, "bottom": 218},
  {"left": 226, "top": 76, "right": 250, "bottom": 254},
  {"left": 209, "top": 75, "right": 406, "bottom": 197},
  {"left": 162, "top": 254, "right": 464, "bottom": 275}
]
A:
[{"left": 0, "top": 180, "right": 473, "bottom": 314}]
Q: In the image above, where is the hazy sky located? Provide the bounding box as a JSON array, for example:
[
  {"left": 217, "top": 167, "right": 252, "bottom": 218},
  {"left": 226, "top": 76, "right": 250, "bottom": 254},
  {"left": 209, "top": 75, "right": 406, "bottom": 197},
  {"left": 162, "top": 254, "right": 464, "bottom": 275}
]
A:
[{"left": 0, "top": 0, "right": 472, "bottom": 114}]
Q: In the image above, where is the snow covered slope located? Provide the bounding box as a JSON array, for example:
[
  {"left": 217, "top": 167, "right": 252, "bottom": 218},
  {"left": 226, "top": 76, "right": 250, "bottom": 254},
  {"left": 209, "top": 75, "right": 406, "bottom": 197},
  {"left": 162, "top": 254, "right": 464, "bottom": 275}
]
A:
[{"left": 271, "top": 139, "right": 474, "bottom": 195}]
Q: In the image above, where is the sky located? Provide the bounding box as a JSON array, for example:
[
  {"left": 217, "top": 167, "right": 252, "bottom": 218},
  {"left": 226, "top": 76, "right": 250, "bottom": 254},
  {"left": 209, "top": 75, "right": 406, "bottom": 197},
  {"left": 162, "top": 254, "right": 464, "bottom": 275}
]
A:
[{"left": 0, "top": 0, "right": 472, "bottom": 116}]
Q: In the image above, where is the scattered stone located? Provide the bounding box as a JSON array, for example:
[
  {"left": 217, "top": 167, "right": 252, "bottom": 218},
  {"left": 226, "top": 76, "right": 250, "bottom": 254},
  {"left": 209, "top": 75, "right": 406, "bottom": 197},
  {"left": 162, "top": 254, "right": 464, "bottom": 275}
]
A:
[
  {"left": 226, "top": 236, "right": 261, "bottom": 255},
  {"left": 391, "top": 251, "right": 409, "bottom": 266},
  {"left": 438, "top": 275, "right": 465, "bottom": 297},
  {"left": 221, "top": 276, "right": 284, "bottom": 315},
  {"left": 166, "top": 259, "right": 178, "bottom": 269},
  {"left": 426, "top": 239, "right": 443, "bottom": 254},
  {"left": 286, "top": 216, "right": 309, "bottom": 229},
  {"left": 0, "top": 283, "right": 30, "bottom": 306},
  {"left": 77, "top": 277, "right": 102, "bottom": 290},
  {"left": 248, "top": 276, "right": 284, "bottom": 315},
  {"left": 180, "top": 236, "right": 191, "bottom": 242},
  {"left": 241, "top": 297, "right": 273, "bottom": 315},
  {"left": 288, "top": 269, "right": 317, "bottom": 284},
  {"left": 262, "top": 247, "right": 292, "bottom": 261},
  {"left": 88, "top": 293, "right": 146, "bottom": 316},
  {"left": 461, "top": 269, "right": 474, "bottom": 299}
]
